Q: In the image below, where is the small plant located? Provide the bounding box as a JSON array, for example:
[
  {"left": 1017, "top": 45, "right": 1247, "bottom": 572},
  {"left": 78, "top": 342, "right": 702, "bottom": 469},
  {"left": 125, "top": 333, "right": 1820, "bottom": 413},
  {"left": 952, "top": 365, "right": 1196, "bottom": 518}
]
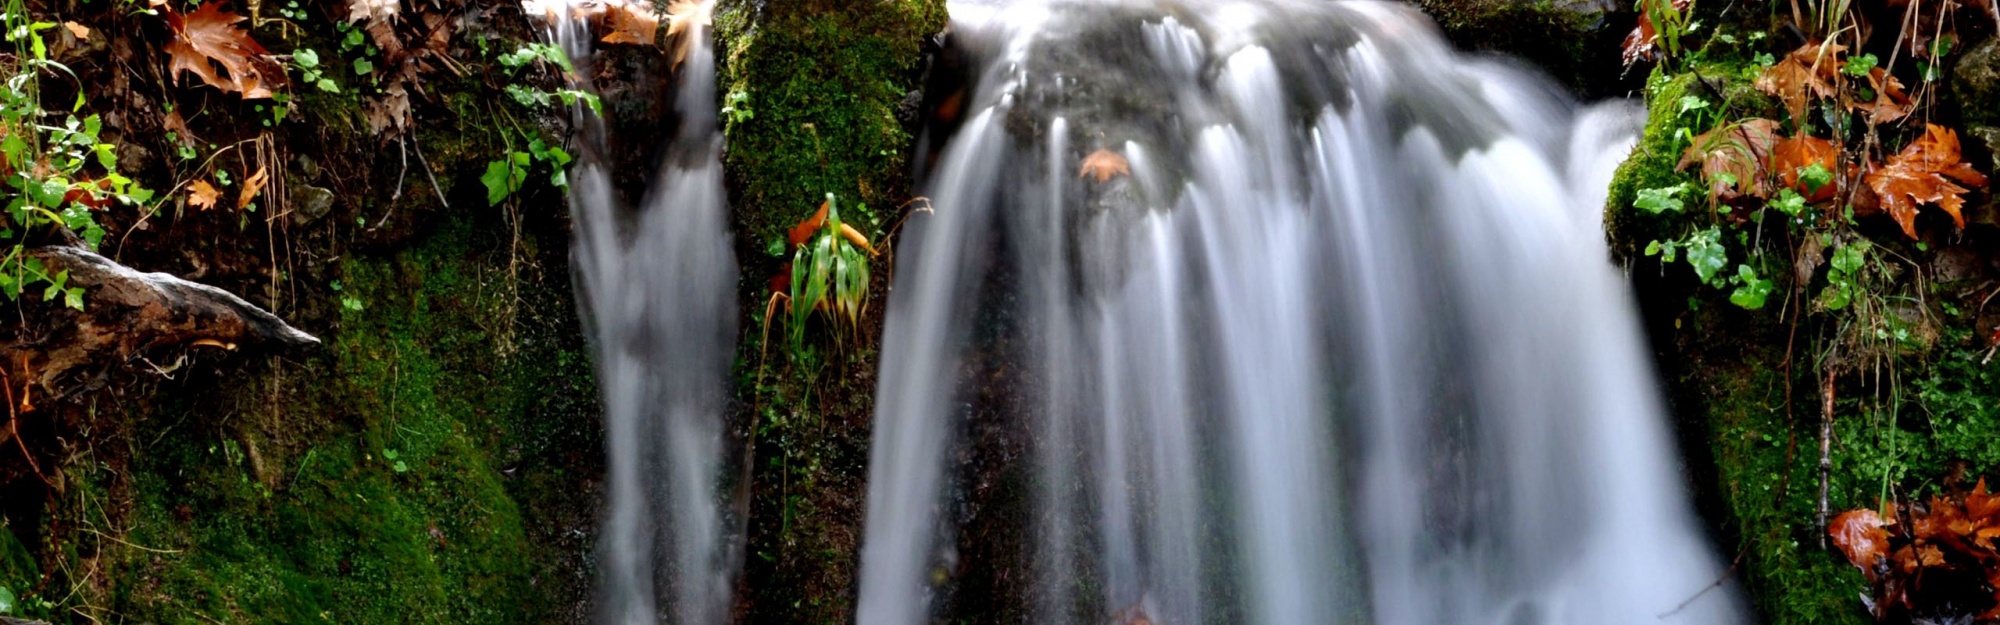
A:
[
  {"left": 783, "top": 193, "right": 875, "bottom": 353},
  {"left": 0, "top": 2, "right": 153, "bottom": 309},
  {"left": 480, "top": 137, "right": 572, "bottom": 206}
]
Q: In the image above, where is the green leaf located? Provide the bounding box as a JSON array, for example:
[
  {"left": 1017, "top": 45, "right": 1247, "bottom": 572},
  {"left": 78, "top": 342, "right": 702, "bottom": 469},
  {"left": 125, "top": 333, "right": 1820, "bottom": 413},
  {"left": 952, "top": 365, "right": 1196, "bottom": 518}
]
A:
[
  {"left": 317, "top": 78, "right": 339, "bottom": 93},
  {"left": 1830, "top": 241, "right": 1868, "bottom": 274},
  {"left": 0, "top": 584, "right": 14, "bottom": 614},
  {"left": 1770, "top": 188, "right": 1807, "bottom": 217},
  {"left": 1729, "top": 264, "right": 1773, "bottom": 309},
  {"left": 1841, "top": 53, "right": 1878, "bottom": 77},
  {"left": 295, "top": 48, "right": 320, "bottom": 69},
  {"left": 481, "top": 159, "right": 514, "bottom": 206},
  {"left": 1797, "top": 162, "right": 1832, "bottom": 194},
  {"left": 64, "top": 286, "right": 82, "bottom": 310},
  {"left": 1677, "top": 95, "right": 1709, "bottom": 116},
  {"left": 342, "top": 296, "right": 365, "bottom": 311},
  {"left": 1685, "top": 227, "right": 1726, "bottom": 285},
  {"left": 1820, "top": 282, "right": 1852, "bottom": 310},
  {"left": 1635, "top": 183, "right": 1686, "bottom": 214},
  {"left": 353, "top": 57, "right": 374, "bottom": 76}
]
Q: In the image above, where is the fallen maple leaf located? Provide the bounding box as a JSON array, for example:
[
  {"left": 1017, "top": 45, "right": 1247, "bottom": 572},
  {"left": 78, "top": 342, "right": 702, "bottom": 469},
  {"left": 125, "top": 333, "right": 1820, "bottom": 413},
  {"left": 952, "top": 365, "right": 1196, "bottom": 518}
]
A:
[
  {"left": 62, "top": 21, "right": 89, "bottom": 40},
  {"left": 1866, "top": 124, "right": 1990, "bottom": 239},
  {"left": 601, "top": 2, "right": 662, "bottom": 46},
  {"left": 188, "top": 180, "right": 220, "bottom": 210},
  {"left": 347, "top": 0, "right": 398, "bottom": 23},
  {"left": 1678, "top": 119, "right": 1780, "bottom": 203},
  {"left": 163, "top": 3, "right": 282, "bottom": 99},
  {"left": 1850, "top": 67, "right": 1912, "bottom": 125},
  {"left": 1079, "top": 148, "right": 1130, "bottom": 183},
  {"left": 238, "top": 166, "right": 268, "bottom": 210},
  {"left": 1832, "top": 508, "right": 1892, "bottom": 576},
  {"left": 1756, "top": 42, "right": 1843, "bottom": 123},
  {"left": 164, "top": 3, "right": 277, "bottom": 99},
  {"left": 365, "top": 83, "right": 411, "bottom": 134},
  {"left": 663, "top": 0, "right": 714, "bottom": 67}
]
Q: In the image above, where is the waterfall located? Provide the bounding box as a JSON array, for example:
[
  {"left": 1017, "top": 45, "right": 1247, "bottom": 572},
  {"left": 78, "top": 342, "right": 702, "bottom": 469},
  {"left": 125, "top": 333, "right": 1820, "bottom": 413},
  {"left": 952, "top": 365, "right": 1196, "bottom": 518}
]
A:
[
  {"left": 857, "top": 1, "right": 1747, "bottom": 624},
  {"left": 546, "top": 3, "right": 738, "bottom": 624}
]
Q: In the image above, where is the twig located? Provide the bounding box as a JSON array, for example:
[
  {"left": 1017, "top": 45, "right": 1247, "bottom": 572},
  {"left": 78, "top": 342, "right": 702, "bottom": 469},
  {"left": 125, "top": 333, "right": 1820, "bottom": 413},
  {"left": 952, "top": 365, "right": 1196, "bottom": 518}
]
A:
[
  {"left": 1659, "top": 542, "right": 1752, "bottom": 619},
  {"left": 375, "top": 136, "right": 409, "bottom": 229},
  {"left": 411, "top": 136, "right": 450, "bottom": 210}
]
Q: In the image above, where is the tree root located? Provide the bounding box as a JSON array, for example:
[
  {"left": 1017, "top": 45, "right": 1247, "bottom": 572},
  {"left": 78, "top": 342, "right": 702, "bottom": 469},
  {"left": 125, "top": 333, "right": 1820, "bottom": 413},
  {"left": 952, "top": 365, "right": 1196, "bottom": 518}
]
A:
[{"left": 2, "top": 244, "right": 319, "bottom": 392}]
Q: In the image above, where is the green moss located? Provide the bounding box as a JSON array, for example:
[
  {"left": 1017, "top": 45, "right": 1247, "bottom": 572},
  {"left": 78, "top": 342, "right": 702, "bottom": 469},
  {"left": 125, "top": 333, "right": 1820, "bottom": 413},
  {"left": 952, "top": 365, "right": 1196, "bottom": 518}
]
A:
[
  {"left": 715, "top": 0, "right": 946, "bottom": 251},
  {"left": 52, "top": 211, "right": 600, "bottom": 624}
]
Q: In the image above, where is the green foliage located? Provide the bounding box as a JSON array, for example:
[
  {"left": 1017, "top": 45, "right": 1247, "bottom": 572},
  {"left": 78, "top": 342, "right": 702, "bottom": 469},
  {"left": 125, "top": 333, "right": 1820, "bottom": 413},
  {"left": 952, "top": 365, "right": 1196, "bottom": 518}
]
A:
[
  {"left": 788, "top": 193, "right": 871, "bottom": 354},
  {"left": 1635, "top": 183, "right": 1689, "bottom": 213},
  {"left": 0, "top": 2, "right": 152, "bottom": 310},
  {"left": 293, "top": 48, "right": 340, "bottom": 93},
  {"left": 481, "top": 138, "right": 570, "bottom": 206}
]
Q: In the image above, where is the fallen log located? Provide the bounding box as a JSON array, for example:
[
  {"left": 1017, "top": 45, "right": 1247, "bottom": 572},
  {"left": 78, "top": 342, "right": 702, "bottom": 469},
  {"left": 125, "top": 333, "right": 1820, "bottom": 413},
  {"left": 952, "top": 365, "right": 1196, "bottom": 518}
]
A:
[{"left": 2, "top": 244, "right": 319, "bottom": 390}]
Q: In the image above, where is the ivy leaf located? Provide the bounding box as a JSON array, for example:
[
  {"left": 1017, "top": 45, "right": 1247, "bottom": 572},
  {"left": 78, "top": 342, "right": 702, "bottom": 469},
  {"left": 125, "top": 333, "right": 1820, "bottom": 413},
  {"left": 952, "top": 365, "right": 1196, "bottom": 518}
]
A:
[
  {"left": 1685, "top": 227, "right": 1727, "bottom": 285},
  {"left": 1729, "top": 264, "right": 1773, "bottom": 309},
  {"left": 1634, "top": 183, "right": 1687, "bottom": 213}
]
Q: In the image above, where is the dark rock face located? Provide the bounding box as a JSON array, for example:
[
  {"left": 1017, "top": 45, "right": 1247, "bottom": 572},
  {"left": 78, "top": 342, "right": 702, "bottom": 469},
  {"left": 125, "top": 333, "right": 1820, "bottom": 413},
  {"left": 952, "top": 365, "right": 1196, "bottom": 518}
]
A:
[{"left": 1956, "top": 38, "right": 2000, "bottom": 129}]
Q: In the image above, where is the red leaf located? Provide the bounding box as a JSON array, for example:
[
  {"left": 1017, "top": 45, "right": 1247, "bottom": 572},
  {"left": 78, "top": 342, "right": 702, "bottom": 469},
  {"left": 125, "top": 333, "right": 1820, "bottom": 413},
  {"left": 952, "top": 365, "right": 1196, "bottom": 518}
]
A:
[{"left": 162, "top": 3, "right": 279, "bottom": 99}]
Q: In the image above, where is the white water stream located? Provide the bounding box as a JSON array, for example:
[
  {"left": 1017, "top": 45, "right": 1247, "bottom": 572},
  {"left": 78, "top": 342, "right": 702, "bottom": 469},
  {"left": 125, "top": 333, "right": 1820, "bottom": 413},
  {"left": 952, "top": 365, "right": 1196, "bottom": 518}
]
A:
[{"left": 855, "top": 2, "right": 1748, "bottom": 624}]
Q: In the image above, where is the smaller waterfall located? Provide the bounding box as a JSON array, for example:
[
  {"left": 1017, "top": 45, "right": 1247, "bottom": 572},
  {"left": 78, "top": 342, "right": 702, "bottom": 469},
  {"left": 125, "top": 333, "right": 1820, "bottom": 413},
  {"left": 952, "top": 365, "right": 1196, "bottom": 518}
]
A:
[{"left": 539, "top": 3, "right": 739, "bottom": 624}]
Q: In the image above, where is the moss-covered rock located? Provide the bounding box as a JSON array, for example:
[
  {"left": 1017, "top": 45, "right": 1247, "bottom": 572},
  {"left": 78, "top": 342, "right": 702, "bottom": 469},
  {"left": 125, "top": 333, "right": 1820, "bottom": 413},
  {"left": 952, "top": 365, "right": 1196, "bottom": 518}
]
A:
[{"left": 1410, "top": 0, "right": 1635, "bottom": 96}]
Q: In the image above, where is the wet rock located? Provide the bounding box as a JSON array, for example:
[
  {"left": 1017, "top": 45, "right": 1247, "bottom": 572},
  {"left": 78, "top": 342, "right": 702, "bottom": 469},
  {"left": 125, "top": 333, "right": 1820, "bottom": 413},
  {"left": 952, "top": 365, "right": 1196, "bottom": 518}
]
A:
[
  {"left": 291, "top": 183, "right": 336, "bottom": 226},
  {"left": 1956, "top": 38, "right": 2000, "bottom": 128}
]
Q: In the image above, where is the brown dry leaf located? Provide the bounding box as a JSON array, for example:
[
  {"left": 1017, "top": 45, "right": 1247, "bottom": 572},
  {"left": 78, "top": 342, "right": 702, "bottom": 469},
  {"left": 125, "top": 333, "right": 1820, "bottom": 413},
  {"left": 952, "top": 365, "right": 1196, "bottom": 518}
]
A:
[
  {"left": 839, "top": 223, "right": 878, "bottom": 256},
  {"left": 1831, "top": 508, "right": 1892, "bottom": 573},
  {"left": 188, "top": 180, "right": 220, "bottom": 210},
  {"left": 346, "top": 0, "right": 398, "bottom": 23},
  {"left": 62, "top": 21, "right": 89, "bottom": 40},
  {"left": 789, "top": 199, "right": 830, "bottom": 247},
  {"left": 237, "top": 166, "right": 268, "bottom": 210},
  {"left": 1770, "top": 134, "right": 1840, "bottom": 202},
  {"left": 1756, "top": 42, "right": 1843, "bottom": 122},
  {"left": 1850, "top": 67, "right": 1913, "bottom": 125},
  {"left": 664, "top": 0, "right": 713, "bottom": 66},
  {"left": 163, "top": 3, "right": 275, "bottom": 99},
  {"left": 1079, "top": 148, "right": 1131, "bottom": 183},
  {"left": 365, "top": 83, "right": 411, "bottom": 135},
  {"left": 601, "top": 2, "right": 662, "bottom": 46},
  {"left": 1866, "top": 124, "right": 1991, "bottom": 239},
  {"left": 1678, "top": 119, "right": 1780, "bottom": 203}
]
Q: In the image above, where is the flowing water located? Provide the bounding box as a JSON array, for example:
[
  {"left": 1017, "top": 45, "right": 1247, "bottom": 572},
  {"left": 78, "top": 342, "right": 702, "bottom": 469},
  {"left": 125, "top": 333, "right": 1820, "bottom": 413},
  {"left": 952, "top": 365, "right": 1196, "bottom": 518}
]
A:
[
  {"left": 548, "top": 6, "right": 738, "bottom": 625},
  {"left": 857, "top": 1, "right": 1748, "bottom": 624}
]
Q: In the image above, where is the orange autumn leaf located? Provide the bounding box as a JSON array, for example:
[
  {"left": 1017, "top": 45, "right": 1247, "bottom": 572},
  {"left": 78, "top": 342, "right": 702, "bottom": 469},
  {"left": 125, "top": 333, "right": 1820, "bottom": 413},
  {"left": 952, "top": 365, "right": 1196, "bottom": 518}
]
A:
[
  {"left": 188, "top": 180, "right": 221, "bottom": 210},
  {"left": 1865, "top": 124, "right": 1991, "bottom": 239},
  {"left": 1078, "top": 148, "right": 1131, "bottom": 183},
  {"left": 1850, "top": 67, "right": 1913, "bottom": 125},
  {"left": 788, "top": 199, "right": 829, "bottom": 247},
  {"left": 163, "top": 3, "right": 279, "bottom": 99},
  {"left": 1755, "top": 42, "right": 1843, "bottom": 123},
  {"left": 237, "top": 165, "right": 268, "bottom": 210},
  {"left": 1770, "top": 134, "right": 1840, "bottom": 202},
  {"left": 1831, "top": 508, "right": 1892, "bottom": 573},
  {"left": 600, "top": 2, "right": 661, "bottom": 46}
]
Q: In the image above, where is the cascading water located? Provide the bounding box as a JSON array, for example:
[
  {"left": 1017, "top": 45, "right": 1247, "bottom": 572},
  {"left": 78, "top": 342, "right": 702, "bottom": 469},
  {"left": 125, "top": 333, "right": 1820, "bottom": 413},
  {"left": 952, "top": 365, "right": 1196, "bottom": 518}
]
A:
[
  {"left": 858, "top": 1, "right": 1748, "bottom": 624},
  {"left": 545, "top": 4, "right": 738, "bottom": 624}
]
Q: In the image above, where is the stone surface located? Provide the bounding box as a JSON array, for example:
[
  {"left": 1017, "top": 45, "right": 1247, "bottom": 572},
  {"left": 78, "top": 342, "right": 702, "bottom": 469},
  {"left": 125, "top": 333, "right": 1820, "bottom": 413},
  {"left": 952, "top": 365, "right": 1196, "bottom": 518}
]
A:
[{"left": 1956, "top": 38, "right": 2000, "bottom": 127}]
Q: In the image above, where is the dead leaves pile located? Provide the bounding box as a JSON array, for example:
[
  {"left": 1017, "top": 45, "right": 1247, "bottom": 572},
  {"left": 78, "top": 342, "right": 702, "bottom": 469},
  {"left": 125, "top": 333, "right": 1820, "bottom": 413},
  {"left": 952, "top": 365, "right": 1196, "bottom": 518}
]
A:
[
  {"left": 1672, "top": 41, "right": 1987, "bottom": 239},
  {"left": 1831, "top": 480, "right": 2000, "bottom": 621}
]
